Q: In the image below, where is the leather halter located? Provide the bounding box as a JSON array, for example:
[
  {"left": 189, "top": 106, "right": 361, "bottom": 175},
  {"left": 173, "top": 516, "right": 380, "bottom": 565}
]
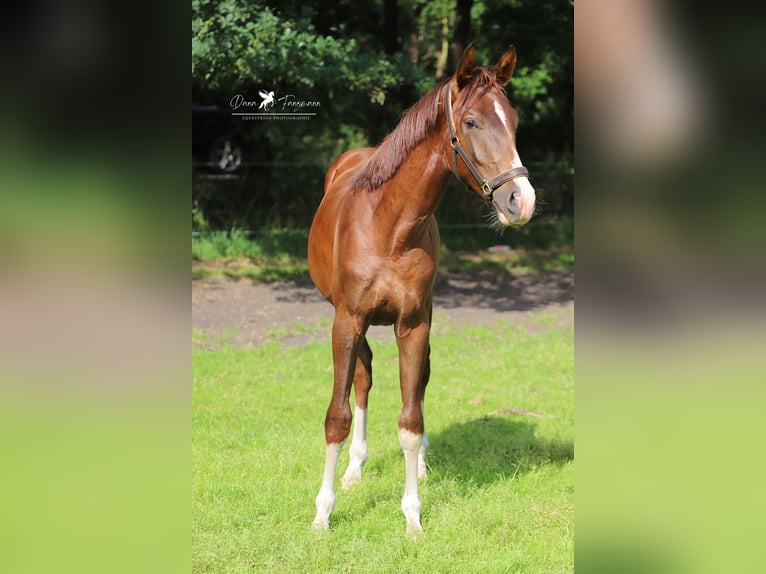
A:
[{"left": 444, "top": 85, "right": 529, "bottom": 204}]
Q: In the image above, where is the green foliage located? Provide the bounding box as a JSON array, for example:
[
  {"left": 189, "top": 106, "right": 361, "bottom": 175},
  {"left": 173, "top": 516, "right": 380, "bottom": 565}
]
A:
[
  {"left": 192, "top": 228, "right": 258, "bottom": 259},
  {"left": 192, "top": 228, "right": 311, "bottom": 281},
  {"left": 191, "top": 219, "right": 572, "bottom": 280},
  {"left": 193, "top": 318, "right": 573, "bottom": 572},
  {"left": 192, "top": 0, "right": 573, "bottom": 229},
  {"left": 192, "top": 201, "right": 209, "bottom": 232},
  {"left": 192, "top": 0, "right": 414, "bottom": 98},
  {"left": 192, "top": 228, "right": 309, "bottom": 261}
]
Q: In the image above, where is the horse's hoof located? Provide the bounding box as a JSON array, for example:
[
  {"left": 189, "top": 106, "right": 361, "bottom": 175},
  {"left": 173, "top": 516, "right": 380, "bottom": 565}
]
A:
[
  {"left": 406, "top": 524, "right": 424, "bottom": 538},
  {"left": 311, "top": 519, "right": 330, "bottom": 533},
  {"left": 341, "top": 471, "right": 361, "bottom": 491}
]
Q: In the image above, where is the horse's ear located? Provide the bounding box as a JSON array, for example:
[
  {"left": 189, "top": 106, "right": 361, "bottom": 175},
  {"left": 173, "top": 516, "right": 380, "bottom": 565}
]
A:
[
  {"left": 455, "top": 44, "right": 477, "bottom": 89},
  {"left": 491, "top": 45, "right": 517, "bottom": 85}
]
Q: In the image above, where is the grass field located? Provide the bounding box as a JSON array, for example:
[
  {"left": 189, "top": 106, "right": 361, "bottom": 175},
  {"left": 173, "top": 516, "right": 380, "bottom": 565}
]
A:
[
  {"left": 193, "top": 315, "right": 573, "bottom": 573},
  {"left": 191, "top": 217, "right": 573, "bottom": 281}
]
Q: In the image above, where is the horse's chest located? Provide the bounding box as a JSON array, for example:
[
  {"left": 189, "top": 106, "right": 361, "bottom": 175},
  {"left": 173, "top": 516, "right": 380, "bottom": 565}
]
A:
[{"left": 361, "top": 253, "right": 436, "bottom": 322}]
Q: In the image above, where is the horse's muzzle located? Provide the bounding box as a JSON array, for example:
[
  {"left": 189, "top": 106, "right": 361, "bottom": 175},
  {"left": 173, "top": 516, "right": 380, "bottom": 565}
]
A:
[{"left": 499, "top": 179, "right": 536, "bottom": 225}]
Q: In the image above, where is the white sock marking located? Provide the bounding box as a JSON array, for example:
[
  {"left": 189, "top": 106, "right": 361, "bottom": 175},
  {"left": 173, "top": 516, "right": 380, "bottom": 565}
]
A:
[
  {"left": 398, "top": 428, "right": 424, "bottom": 534},
  {"left": 312, "top": 442, "right": 343, "bottom": 531},
  {"left": 418, "top": 401, "right": 428, "bottom": 480},
  {"left": 342, "top": 407, "right": 368, "bottom": 490}
]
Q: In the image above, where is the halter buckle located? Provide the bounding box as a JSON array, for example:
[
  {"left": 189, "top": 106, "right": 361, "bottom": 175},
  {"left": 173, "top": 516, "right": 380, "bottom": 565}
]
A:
[{"left": 481, "top": 181, "right": 493, "bottom": 198}]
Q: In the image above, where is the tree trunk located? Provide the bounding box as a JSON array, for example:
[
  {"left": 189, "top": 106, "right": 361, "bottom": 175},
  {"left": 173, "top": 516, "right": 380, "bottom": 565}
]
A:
[
  {"left": 435, "top": 17, "right": 449, "bottom": 78},
  {"left": 449, "top": 0, "right": 473, "bottom": 72},
  {"left": 384, "top": 0, "right": 398, "bottom": 55}
]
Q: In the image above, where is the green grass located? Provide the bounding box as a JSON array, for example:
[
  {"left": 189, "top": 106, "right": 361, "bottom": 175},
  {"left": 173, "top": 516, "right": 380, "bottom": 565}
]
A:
[
  {"left": 192, "top": 228, "right": 310, "bottom": 281},
  {"left": 192, "top": 217, "right": 573, "bottom": 280},
  {"left": 193, "top": 317, "right": 573, "bottom": 573}
]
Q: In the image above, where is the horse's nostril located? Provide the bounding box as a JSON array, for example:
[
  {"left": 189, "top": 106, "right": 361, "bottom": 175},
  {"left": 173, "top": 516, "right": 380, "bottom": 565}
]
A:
[{"left": 508, "top": 191, "right": 521, "bottom": 213}]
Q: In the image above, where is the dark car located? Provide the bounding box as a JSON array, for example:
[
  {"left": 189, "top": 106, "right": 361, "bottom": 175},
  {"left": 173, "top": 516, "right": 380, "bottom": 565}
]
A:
[{"left": 192, "top": 92, "right": 249, "bottom": 173}]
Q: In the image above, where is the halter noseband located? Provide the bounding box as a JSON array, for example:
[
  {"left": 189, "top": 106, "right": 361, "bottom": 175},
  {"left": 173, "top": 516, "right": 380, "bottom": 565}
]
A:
[{"left": 444, "top": 85, "right": 529, "bottom": 204}]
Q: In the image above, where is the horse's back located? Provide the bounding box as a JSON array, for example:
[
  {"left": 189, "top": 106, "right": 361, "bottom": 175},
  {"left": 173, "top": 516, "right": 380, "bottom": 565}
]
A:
[{"left": 309, "top": 148, "right": 374, "bottom": 301}]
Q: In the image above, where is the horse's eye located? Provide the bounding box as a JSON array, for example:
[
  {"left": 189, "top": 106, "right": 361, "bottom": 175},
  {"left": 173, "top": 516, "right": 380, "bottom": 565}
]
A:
[{"left": 465, "top": 119, "right": 478, "bottom": 129}]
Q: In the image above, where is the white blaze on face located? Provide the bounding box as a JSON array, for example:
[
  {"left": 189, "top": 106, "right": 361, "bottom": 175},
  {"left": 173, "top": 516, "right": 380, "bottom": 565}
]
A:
[
  {"left": 493, "top": 98, "right": 510, "bottom": 132},
  {"left": 492, "top": 94, "right": 535, "bottom": 222}
]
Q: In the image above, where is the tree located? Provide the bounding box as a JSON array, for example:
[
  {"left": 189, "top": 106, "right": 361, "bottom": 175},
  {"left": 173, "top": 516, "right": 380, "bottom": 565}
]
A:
[
  {"left": 449, "top": 0, "right": 473, "bottom": 73},
  {"left": 192, "top": 0, "right": 573, "bottom": 229}
]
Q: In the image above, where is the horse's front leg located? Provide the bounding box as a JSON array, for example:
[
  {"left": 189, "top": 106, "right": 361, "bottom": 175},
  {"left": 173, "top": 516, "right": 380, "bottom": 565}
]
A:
[
  {"left": 312, "top": 310, "right": 366, "bottom": 531},
  {"left": 341, "top": 337, "right": 372, "bottom": 491},
  {"left": 395, "top": 316, "right": 431, "bottom": 536}
]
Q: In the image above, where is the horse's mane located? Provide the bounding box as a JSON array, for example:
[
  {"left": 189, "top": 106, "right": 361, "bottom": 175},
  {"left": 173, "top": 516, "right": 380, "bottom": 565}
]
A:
[{"left": 349, "top": 68, "right": 502, "bottom": 192}]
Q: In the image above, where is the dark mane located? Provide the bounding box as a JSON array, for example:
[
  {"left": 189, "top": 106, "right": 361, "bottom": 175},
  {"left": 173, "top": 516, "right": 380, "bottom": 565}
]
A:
[
  {"left": 349, "top": 69, "right": 502, "bottom": 192},
  {"left": 348, "top": 81, "right": 446, "bottom": 192}
]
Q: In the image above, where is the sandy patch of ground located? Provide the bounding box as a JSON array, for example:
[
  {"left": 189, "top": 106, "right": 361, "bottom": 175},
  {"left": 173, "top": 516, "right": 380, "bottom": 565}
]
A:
[{"left": 192, "top": 269, "right": 573, "bottom": 347}]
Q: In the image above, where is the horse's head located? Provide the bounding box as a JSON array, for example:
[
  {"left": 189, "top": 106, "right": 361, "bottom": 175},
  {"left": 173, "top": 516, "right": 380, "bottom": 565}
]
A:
[{"left": 446, "top": 45, "right": 536, "bottom": 227}]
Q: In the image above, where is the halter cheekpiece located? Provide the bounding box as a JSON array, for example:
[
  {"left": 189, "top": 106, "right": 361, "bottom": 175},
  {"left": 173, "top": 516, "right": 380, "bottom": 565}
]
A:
[{"left": 443, "top": 85, "right": 529, "bottom": 204}]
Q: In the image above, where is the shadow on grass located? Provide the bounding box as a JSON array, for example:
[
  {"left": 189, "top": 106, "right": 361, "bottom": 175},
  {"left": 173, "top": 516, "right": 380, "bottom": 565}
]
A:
[
  {"left": 328, "top": 416, "right": 572, "bottom": 529},
  {"left": 259, "top": 264, "right": 573, "bottom": 312},
  {"left": 428, "top": 416, "right": 573, "bottom": 487}
]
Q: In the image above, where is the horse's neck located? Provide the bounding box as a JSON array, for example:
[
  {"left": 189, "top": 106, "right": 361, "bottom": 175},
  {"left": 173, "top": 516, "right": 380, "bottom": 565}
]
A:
[{"left": 377, "top": 134, "right": 451, "bottom": 238}]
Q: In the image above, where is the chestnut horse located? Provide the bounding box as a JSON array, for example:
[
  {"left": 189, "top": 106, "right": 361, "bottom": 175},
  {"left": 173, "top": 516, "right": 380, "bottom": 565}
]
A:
[{"left": 308, "top": 45, "right": 536, "bottom": 535}]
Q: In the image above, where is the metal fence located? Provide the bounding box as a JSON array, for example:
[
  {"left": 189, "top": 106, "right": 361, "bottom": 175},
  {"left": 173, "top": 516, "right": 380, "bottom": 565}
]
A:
[{"left": 192, "top": 161, "right": 572, "bottom": 231}]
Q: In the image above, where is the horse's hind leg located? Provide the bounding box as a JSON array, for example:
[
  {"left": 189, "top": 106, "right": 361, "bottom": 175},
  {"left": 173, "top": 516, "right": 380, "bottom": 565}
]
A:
[
  {"left": 417, "top": 343, "right": 430, "bottom": 481},
  {"left": 342, "top": 337, "right": 372, "bottom": 491},
  {"left": 416, "top": 305, "right": 433, "bottom": 481}
]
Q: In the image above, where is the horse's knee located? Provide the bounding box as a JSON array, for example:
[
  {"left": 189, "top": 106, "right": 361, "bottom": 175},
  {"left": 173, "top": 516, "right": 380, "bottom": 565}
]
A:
[
  {"left": 398, "top": 405, "right": 424, "bottom": 436},
  {"left": 324, "top": 405, "right": 352, "bottom": 444}
]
